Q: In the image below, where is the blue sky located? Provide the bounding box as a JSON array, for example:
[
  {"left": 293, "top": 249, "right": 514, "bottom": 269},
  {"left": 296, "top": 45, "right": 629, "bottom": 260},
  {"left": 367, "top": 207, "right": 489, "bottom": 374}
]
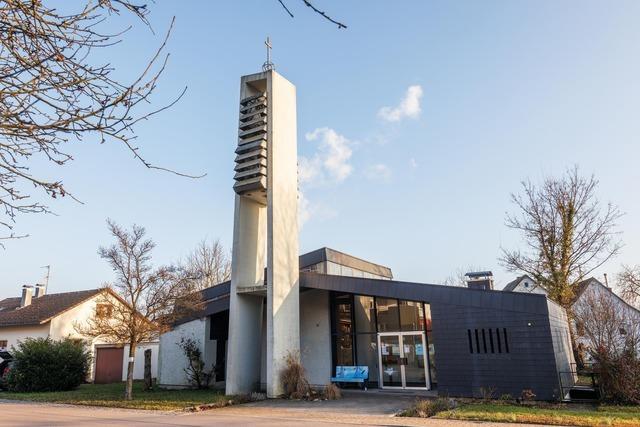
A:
[{"left": 2, "top": 0, "right": 640, "bottom": 298}]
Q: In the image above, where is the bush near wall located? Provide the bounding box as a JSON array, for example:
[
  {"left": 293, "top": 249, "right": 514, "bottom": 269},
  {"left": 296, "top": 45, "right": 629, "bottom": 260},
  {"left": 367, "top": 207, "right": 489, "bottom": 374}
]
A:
[
  {"left": 5, "top": 337, "right": 91, "bottom": 392},
  {"left": 594, "top": 348, "right": 640, "bottom": 405}
]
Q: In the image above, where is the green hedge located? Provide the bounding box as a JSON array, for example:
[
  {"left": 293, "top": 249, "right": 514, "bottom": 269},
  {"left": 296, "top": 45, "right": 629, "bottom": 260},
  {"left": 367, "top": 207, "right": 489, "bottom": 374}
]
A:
[{"left": 5, "top": 337, "right": 91, "bottom": 392}]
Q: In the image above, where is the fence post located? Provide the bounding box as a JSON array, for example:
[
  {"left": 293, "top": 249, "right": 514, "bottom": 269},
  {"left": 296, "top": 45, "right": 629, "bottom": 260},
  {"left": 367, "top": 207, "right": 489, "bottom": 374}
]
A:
[{"left": 144, "top": 348, "right": 153, "bottom": 391}]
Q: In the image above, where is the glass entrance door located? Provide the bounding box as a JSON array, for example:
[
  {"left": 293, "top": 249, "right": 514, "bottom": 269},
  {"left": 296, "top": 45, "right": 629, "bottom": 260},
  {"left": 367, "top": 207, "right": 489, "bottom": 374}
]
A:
[
  {"left": 379, "top": 335, "right": 402, "bottom": 387},
  {"left": 378, "top": 332, "right": 429, "bottom": 389}
]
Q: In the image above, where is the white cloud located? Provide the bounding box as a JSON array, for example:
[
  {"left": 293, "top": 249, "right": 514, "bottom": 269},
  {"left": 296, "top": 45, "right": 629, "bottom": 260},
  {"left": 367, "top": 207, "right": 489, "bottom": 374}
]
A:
[
  {"left": 298, "top": 190, "right": 338, "bottom": 229},
  {"left": 365, "top": 163, "right": 392, "bottom": 181},
  {"left": 409, "top": 158, "right": 418, "bottom": 168},
  {"left": 300, "top": 127, "right": 353, "bottom": 185},
  {"left": 377, "top": 85, "right": 424, "bottom": 122},
  {"left": 298, "top": 190, "right": 311, "bottom": 228}
]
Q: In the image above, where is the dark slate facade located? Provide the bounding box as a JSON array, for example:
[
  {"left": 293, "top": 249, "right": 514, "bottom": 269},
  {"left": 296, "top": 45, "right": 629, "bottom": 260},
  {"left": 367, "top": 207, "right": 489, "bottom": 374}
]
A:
[
  {"left": 299, "top": 272, "right": 575, "bottom": 400},
  {"left": 196, "top": 271, "right": 575, "bottom": 400}
]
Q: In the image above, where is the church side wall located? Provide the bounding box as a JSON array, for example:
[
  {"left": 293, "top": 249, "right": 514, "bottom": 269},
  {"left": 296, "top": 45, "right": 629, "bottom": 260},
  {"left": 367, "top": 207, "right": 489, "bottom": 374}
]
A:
[
  {"left": 431, "top": 297, "right": 563, "bottom": 400},
  {"left": 157, "top": 318, "right": 207, "bottom": 388},
  {"left": 300, "top": 289, "right": 332, "bottom": 387}
]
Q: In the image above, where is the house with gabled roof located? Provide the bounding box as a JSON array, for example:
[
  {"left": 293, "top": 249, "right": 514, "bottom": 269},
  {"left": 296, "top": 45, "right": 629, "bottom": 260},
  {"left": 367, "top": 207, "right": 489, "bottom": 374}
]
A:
[
  {"left": 502, "top": 274, "right": 546, "bottom": 295},
  {"left": 0, "top": 285, "right": 158, "bottom": 384}
]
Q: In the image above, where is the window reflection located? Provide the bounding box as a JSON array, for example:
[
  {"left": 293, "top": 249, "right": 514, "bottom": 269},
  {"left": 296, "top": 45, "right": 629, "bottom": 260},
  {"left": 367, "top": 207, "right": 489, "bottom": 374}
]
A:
[
  {"left": 376, "top": 297, "right": 400, "bottom": 332},
  {"left": 399, "top": 300, "right": 425, "bottom": 331},
  {"left": 354, "top": 295, "right": 376, "bottom": 333}
]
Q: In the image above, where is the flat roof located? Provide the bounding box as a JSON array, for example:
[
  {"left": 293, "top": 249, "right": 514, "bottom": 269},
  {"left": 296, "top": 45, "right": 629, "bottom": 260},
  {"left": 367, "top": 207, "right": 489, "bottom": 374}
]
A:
[{"left": 299, "top": 247, "right": 393, "bottom": 279}]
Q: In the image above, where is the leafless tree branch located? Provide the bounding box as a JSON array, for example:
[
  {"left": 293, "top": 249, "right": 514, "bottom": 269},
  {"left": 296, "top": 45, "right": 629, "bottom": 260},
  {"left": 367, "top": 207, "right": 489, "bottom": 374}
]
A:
[
  {"left": 275, "top": 0, "right": 347, "bottom": 28},
  {"left": 0, "top": 1, "right": 199, "bottom": 242},
  {"left": 500, "top": 166, "right": 623, "bottom": 308}
]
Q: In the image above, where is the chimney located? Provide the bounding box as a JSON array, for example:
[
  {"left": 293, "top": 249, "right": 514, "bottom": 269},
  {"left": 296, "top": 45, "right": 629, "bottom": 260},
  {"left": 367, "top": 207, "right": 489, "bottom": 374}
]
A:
[
  {"left": 465, "top": 271, "right": 494, "bottom": 291},
  {"left": 34, "top": 284, "right": 46, "bottom": 298},
  {"left": 20, "top": 285, "right": 33, "bottom": 308}
]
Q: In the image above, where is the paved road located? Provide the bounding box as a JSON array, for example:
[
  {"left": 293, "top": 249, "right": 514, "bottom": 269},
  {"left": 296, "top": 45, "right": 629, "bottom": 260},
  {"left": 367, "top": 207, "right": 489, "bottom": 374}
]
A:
[{"left": 0, "top": 400, "right": 557, "bottom": 427}]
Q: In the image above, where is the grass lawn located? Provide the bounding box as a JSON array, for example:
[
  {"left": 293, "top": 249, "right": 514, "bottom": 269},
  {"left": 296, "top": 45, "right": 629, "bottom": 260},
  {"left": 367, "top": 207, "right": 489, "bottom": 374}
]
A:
[
  {"left": 435, "top": 402, "right": 640, "bottom": 427},
  {"left": 0, "top": 382, "right": 229, "bottom": 411}
]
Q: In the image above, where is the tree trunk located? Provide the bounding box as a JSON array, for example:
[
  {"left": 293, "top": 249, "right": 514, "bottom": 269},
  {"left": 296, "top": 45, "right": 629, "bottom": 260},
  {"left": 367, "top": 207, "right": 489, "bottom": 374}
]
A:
[
  {"left": 125, "top": 342, "right": 136, "bottom": 400},
  {"left": 144, "top": 348, "right": 152, "bottom": 391}
]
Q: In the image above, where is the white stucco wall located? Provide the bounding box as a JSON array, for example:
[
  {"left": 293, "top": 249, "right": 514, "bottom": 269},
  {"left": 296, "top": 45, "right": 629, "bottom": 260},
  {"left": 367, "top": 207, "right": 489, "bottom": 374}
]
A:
[
  {"left": 157, "top": 318, "right": 208, "bottom": 388},
  {"left": 0, "top": 324, "right": 50, "bottom": 351},
  {"left": 118, "top": 342, "right": 159, "bottom": 381},
  {"left": 300, "top": 289, "right": 332, "bottom": 387}
]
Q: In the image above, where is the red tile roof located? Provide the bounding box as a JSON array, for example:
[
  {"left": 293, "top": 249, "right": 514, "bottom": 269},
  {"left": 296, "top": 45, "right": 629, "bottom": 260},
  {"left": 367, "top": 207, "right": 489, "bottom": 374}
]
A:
[{"left": 0, "top": 289, "right": 103, "bottom": 327}]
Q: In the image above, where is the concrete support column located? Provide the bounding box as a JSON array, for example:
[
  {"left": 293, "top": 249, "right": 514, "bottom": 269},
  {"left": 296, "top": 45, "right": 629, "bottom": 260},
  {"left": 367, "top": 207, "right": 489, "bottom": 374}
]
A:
[
  {"left": 226, "top": 196, "right": 266, "bottom": 395},
  {"left": 266, "top": 71, "right": 300, "bottom": 397},
  {"left": 225, "top": 70, "right": 299, "bottom": 397}
]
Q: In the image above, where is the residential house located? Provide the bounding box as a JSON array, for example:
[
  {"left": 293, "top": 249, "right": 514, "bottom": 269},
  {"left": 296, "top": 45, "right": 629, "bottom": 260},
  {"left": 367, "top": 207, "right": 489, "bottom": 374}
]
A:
[
  {"left": 502, "top": 274, "right": 547, "bottom": 295},
  {"left": 503, "top": 276, "right": 640, "bottom": 358},
  {"left": 0, "top": 285, "right": 158, "bottom": 383}
]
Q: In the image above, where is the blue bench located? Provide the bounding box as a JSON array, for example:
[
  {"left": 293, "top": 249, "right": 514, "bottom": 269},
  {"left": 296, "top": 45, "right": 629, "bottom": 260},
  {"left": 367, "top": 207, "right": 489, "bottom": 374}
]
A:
[{"left": 330, "top": 366, "right": 369, "bottom": 390}]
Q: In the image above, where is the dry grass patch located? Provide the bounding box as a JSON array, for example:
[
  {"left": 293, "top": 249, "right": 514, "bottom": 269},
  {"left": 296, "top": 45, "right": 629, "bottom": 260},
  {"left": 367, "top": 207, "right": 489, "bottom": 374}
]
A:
[{"left": 322, "top": 383, "right": 341, "bottom": 400}]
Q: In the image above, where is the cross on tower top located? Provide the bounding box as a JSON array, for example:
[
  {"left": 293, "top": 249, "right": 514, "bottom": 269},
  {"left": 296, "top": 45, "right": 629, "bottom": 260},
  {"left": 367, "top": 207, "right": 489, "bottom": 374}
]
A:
[{"left": 263, "top": 36, "right": 275, "bottom": 72}]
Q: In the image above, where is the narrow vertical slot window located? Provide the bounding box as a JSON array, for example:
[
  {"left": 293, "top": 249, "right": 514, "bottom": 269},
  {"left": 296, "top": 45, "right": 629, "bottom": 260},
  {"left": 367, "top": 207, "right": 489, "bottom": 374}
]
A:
[{"left": 503, "top": 328, "right": 510, "bottom": 353}]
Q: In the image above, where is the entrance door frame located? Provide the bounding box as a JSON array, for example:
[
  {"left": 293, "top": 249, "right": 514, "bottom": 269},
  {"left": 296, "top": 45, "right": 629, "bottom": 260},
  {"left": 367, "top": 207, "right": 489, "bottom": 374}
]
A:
[{"left": 377, "top": 331, "right": 430, "bottom": 390}]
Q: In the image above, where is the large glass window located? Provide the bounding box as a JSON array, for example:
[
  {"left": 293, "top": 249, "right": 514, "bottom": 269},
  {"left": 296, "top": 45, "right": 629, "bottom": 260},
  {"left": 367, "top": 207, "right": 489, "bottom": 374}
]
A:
[
  {"left": 331, "top": 293, "right": 355, "bottom": 368},
  {"left": 330, "top": 293, "right": 436, "bottom": 388},
  {"left": 424, "top": 303, "right": 436, "bottom": 384},
  {"left": 336, "top": 334, "right": 354, "bottom": 365},
  {"left": 335, "top": 295, "right": 353, "bottom": 335},
  {"left": 376, "top": 298, "right": 400, "bottom": 332},
  {"left": 354, "top": 295, "right": 376, "bottom": 333},
  {"left": 355, "top": 333, "right": 378, "bottom": 383},
  {"left": 399, "top": 300, "right": 425, "bottom": 331}
]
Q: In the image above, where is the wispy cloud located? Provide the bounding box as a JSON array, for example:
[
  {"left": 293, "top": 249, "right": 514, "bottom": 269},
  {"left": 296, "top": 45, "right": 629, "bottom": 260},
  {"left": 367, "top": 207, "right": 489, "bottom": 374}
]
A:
[
  {"left": 298, "top": 190, "right": 338, "bottom": 229},
  {"left": 364, "top": 163, "right": 392, "bottom": 181},
  {"left": 298, "top": 127, "right": 353, "bottom": 227},
  {"left": 300, "top": 127, "right": 353, "bottom": 185},
  {"left": 378, "top": 85, "right": 424, "bottom": 122}
]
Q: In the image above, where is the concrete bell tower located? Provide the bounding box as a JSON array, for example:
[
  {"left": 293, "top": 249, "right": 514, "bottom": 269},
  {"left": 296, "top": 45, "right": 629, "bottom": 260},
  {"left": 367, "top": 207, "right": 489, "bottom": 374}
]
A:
[{"left": 225, "top": 68, "right": 300, "bottom": 397}]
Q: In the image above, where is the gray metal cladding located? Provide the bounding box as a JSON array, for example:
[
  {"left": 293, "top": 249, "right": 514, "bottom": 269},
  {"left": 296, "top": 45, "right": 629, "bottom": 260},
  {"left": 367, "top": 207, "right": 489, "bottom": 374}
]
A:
[{"left": 300, "top": 272, "right": 569, "bottom": 400}]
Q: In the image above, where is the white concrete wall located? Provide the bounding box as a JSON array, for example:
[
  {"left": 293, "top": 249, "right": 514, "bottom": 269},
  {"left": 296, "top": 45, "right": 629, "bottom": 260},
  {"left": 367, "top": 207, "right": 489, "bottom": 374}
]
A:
[
  {"left": 157, "top": 318, "right": 207, "bottom": 388},
  {"left": 265, "top": 70, "right": 300, "bottom": 397},
  {"left": 0, "top": 324, "right": 50, "bottom": 351},
  {"left": 226, "top": 74, "right": 269, "bottom": 395},
  {"left": 118, "top": 342, "right": 159, "bottom": 381},
  {"left": 300, "top": 290, "right": 332, "bottom": 387}
]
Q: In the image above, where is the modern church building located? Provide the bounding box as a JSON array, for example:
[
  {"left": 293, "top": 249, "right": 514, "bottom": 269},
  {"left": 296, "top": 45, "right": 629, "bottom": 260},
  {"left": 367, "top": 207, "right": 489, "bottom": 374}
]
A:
[{"left": 157, "top": 69, "right": 575, "bottom": 400}]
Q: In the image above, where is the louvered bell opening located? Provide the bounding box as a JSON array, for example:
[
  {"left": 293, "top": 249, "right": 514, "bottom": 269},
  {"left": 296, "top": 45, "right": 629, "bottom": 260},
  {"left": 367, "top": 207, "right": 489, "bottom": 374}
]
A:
[{"left": 234, "top": 92, "right": 268, "bottom": 203}]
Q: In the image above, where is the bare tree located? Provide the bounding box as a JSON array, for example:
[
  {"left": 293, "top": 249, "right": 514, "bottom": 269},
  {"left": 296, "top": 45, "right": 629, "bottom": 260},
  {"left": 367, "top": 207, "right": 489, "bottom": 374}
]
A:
[
  {"left": 574, "top": 286, "right": 639, "bottom": 358},
  {"left": 618, "top": 265, "right": 640, "bottom": 309},
  {"left": 442, "top": 265, "right": 487, "bottom": 287},
  {"left": 0, "top": 1, "right": 192, "bottom": 242},
  {"left": 178, "top": 239, "right": 231, "bottom": 291},
  {"left": 76, "top": 219, "right": 194, "bottom": 400},
  {"left": 574, "top": 286, "right": 640, "bottom": 403},
  {"left": 500, "top": 167, "right": 623, "bottom": 308},
  {"left": 275, "top": 0, "right": 347, "bottom": 28}
]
